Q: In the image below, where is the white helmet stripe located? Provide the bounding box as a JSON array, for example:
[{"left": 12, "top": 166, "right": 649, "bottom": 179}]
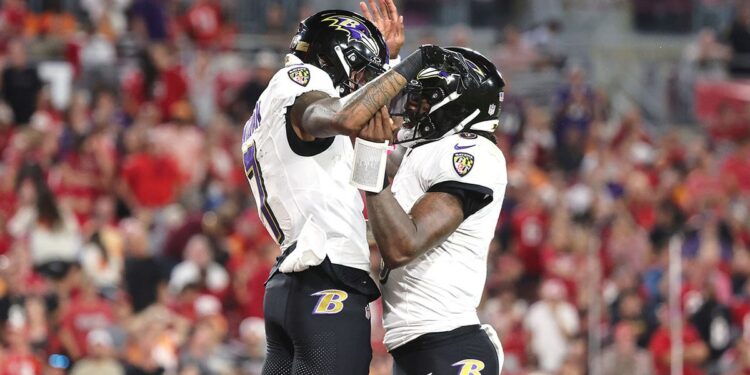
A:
[{"left": 429, "top": 91, "right": 462, "bottom": 114}]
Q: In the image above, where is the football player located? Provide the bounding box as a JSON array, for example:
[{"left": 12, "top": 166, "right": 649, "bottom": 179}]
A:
[
  {"left": 365, "top": 48, "right": 508, "bottom": 375},
  {"left": 240, "top": 5, "right": 481, "bottom": 374}
]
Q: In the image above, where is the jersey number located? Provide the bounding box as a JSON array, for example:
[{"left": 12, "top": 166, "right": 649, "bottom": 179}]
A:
[
  {"left": 242, "top": 101, "right": 262, "bottom": 172},
  {"left": 242, "top": 102, "right": 285, "bottom": 244}
]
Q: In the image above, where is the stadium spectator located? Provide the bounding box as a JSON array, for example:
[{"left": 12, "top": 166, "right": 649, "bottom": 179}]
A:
[
  {"left": 70, "top": 329, "right": 125, "bottom": 375},
  {"left": 119, "top": 129, "right": 183, "bottom": 210},
  {"left": 8, "top": 164, "right": 82, "bottom": 280},
  {"left": 726, "top": 3, "right": 750, "bottom": 76},
  {"left": 610, "top": 287, "right": 652, "bottom": 347},
  {"left": 80, "top": 198, "right": 125, "bottom": 294},
  {"left": 123, "top": 305, "right": 183, "bottom": 373},
  {"left": 130, "top": 0, "right": 169, "bottom": 41},
  {"left": 0, "top": 0, "right": 28, "bottom": 45},
  {"left": 1, "top": 40, "right": 43, "bottom": 126},
  {"left": 20, "top": 296, "right": 49, "bottom": 356},
  {"left": 78, "top": 21, "right": 119, "bottom": 91},
  {"left": 178, "top": 319, "right": 232, "bottom": 374},
  {"left": 146, "top": 44, "right": 189, "bottom": 122},
  {"left": 648, "top": 304, "right": 709, "bottom": 375},
  {"left": 493, "top": 25, "right": 542, "bottom": 73},
  {"left": 235, "top": 317, "right": 266, "bottom": 373},
  {"left": 682, "top": 28, "right": 731, "bottom": 79},
  {"left": 151, "top": 118, "right": 206, "bottom": 189},
  {"left": 122, "top": 218, "right": 163, "bottom": 313},
  {"left": 524, "top": 279, "right": 581, "bottom": 372},
  {"left": 689, "top": 275, "right": 733, "bottom": 372},
  {"left": 80, "top": 0, "right": 130, "bottom": 39},
  {"left": 677, "top": 28, "right": 732, "bottom": 122},
  {"left": 229, "top": 237, "right": 275, "bottom": 319},
  {"left": 187, "top": 49, "right": 219, "bottom": 127},
  {"left": 553, "top": 66, "right": 595, "bottom": 161},
  {"left": 481, "top": 289, "right": 528, "bottom": 373},
  {"left": 599, "top": 323, "right": 655, "bottom": 375},
  {"left": 56, "top": 130, "right": 116, "bottom": 224},
  {"left": 183, "top": 0, "right": 224, "bottom": 49},
  {"left": 59, "top": 277, "right": 116, "bottom": 360},
  {"left": 0, "top": 322, "right": 43, "bottom": 375},
  {"left": 168, "top": 234, "right": 229, "bottom": 298},
  {"left": 510, "top": 189, "right": 547, "bottom": 286},
  {"left": 524, "top": 19, "right": 566, "bottom": 69},
  {"left": 231, "top": 51, "right": 279, "bottom": 122}
]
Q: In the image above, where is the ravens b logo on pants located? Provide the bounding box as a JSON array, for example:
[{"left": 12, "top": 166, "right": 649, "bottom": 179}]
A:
[
  {"left": 453, "top": 359, "right": 485, "bottom": 375},
  {"left": 311, "top": 289, "right": 348, "bottom": 314}
]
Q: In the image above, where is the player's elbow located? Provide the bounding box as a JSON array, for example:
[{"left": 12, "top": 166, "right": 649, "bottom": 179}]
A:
[
  {"left": 382, "top": 253, "right": 409, "bottom": 269},
  {"left": 381, "top": 241, "right": 419, "bottom": 269}
]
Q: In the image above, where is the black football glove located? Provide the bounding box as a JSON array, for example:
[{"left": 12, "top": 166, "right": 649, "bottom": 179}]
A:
[{"left": 418, "top": 44, "right": 482, "bottom": 92}]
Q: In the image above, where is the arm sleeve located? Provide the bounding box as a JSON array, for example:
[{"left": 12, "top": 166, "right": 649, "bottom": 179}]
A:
[
  {"left": 422, "top": 138, "right": 507, "bottom": 218},
  {"left": 427, "top": 181, "right": 493, "bottom": 218}
]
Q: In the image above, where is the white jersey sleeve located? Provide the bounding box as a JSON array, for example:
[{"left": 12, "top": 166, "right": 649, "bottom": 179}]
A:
[
  {"left": 421, "top": 133, "right": 507, "bottom": 216},
  {"left": 262, "top": 61, "right": 339, "bottom": 116}
]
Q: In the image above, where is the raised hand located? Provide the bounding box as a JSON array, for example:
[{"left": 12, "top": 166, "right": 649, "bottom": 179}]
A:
[
  {"left": 360, "top": 0, "right": 404, "bottom": 59},
  {"left": 358, "top": 106, "right": 398, "bottom": 143}
]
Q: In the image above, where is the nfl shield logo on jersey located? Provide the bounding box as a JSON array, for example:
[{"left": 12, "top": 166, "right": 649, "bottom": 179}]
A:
[
  {"left": 453, "top": 152, "right": 475, "bottom": 177},
  {"left": 288, "top": 67, "right": 311, "bottom": 87}
]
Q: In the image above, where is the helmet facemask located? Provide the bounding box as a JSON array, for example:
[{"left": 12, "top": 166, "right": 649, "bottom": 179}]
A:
[
  {"left": 391, "top": 71, "right": 463, "bottom": 145},
  {"left": 322, "top": 44, "right": 385, "bottom": 96}
]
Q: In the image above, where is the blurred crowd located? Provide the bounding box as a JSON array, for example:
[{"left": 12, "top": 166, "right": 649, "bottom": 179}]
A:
[{"left": 0, "top": 1, "right": 749, "bottom": 375}]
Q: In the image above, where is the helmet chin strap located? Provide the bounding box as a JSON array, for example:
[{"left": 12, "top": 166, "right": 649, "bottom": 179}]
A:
[
  {"left": 466, "top": 119, "right": 499, "bottom": 133},
  {"left": 444, "top": 108, "right": 481, "bottom": 138}
]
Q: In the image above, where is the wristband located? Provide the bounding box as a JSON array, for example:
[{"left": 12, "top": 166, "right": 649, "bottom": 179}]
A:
[
  {"left": 386, "top": 54, "right": 402, "bottom": 69},
  {"left": 350, "top": 138, "right": 390, "bottom": 193}
]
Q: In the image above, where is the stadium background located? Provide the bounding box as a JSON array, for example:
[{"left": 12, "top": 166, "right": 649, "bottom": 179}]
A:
[{"left": 0, "top": 0, "right": 749, "bottom": 374}]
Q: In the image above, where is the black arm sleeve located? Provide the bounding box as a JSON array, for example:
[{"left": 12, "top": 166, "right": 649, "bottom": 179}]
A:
[
  {"left": 427, "top": 181, "right": 494, "bottom": 219},
  {"left": 391, "top": 50, "right": 423, "bottom": 81}
]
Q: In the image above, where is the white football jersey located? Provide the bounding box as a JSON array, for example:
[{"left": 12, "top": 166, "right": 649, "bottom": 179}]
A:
[
  {"left": 381, "top": 132, "right": 508, "bottom": 350},
  {"left": 240, "top": 55, "right": 370, "bottom": 272}
]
